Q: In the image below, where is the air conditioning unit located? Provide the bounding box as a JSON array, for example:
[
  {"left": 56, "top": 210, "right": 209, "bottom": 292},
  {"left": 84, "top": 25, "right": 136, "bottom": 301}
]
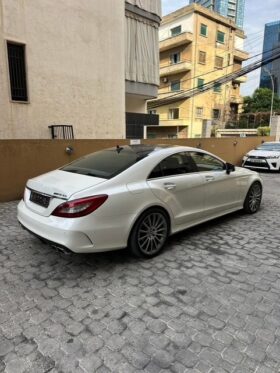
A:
[{"left": 162, "top": 77, "right": 169, "bottom": 83}]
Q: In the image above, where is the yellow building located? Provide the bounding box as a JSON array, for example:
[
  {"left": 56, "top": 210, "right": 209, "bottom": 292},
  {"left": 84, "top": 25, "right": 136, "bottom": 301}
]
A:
[{"left": 147, "top": 3, "right": 249, "bottom": 139}]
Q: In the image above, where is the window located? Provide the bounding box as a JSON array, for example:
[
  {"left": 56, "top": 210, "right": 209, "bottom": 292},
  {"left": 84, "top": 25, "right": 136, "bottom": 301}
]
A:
[
  {"left": 212, "top": 109, "right": 221, "bottom": 119},
  {"left": 148, "top": 153, "right": 196, "bottom": 178},
  {"left": 148, "top": 109, "right": 157, "bottom": 115},
  {"left": 227, "top": 53, "right": 231, "bottom": 66},
  {"left": 200, "top": 24, "right": 208, "bottom": 37},
  {"left": 171, "top": 81, "right": 181, "bottom": 91},
  {"left": 217, "top": 31, "right": 225, "bottom": 43},
  {"left": 61, "top": 147, "right": 153, "bottom": 179},
  {"left": 215, "top": 56, "right": 223, "bottom": 69},
  {"left": 169, "top": 108, "right": 179, "bottom": 119},
  {"left": 199, "top": 51, "right": 206, "bottom": 64},
  {"left": 189, "top": 152, "right": 225, "bottom": 172},
  {"left": 197, "top": 78, "right": 205, "bottom": 90},
  {"left": 171, "top": 25, "right": 182, "bottom": 37},
  {"left": 170, "top": 52, "right": 181, "bottom": 64},
  {"left": 213, "top": 83, "right": 222, "bottom": 93},
  {"left": 7, "top": 42, "right": 28, "bottom": 101},
  {"left": 196, "top": 107, "right": 204, "bottom": 117}
]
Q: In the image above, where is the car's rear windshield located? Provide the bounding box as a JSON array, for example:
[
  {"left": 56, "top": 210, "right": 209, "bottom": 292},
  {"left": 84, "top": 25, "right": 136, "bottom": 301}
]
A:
[
  {"left": 61, "top": 147, "right": 150, "bottom": 179},
  {"left": 256, "top": 143, "right": 280, "bottom": 151}
]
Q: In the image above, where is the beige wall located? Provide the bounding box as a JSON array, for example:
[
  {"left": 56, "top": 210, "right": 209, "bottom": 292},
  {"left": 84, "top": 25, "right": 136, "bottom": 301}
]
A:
[
  {"left": 0, "top": 0, "right": 125, "bottom": 139},
  {"left": 0, "top": 137, "right": 274, "bottom": 202},
  {"left": 126, "top": 94, "right": 147, "bottom": 113}
]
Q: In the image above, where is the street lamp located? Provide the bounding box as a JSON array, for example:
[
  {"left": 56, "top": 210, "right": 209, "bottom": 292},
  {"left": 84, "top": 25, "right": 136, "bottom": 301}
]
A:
[{"left": 263, "top": 67, "right": 275, "bottom": 126}]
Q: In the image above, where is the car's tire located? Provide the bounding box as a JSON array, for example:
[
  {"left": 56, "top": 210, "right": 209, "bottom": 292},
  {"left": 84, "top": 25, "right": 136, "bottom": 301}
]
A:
[
  {"left": 243, "top": 181, "right": 262, "bottom": 214},
  {"left": 128, "top": 208, "right": 169, "bottom": 258}
]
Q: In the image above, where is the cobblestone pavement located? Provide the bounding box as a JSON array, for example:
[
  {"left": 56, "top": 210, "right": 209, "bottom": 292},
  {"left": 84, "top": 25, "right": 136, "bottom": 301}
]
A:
[{"left": 1, "top": 173, "right": 280, "bottom": 373}]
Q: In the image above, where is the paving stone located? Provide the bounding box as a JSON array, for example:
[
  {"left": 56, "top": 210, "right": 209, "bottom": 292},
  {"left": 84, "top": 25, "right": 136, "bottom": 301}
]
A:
[
  {"left": 1, "top": 174, "right": 280, "bottom": 372},
  {"left": 147, "top": 319, "right": 167, "bottom": 333},
  {"left": 222, "top": 346, "right": 243, "bottom": 364},
  {"left": 79, "top": 355, "right": 102, "bottom": 372},
  {"left": 0, "top": 338, "right": 13, "bottom": 356}
]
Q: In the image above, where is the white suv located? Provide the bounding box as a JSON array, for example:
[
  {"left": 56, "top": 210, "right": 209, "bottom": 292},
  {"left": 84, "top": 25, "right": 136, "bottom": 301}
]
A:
[{"left": 242, "top": 141, "right": 280, "bottom": 171}]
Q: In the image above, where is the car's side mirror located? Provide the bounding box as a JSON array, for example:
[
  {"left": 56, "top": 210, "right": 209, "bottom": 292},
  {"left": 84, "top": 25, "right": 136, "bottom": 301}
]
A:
[{"left": 225, "top": 162, "right": 235, "bottom": 175}]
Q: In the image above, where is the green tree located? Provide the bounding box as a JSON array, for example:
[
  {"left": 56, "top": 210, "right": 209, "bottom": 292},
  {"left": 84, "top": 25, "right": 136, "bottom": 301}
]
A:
[
  {"left": 257, "top": 126, "right": 270, "bottom": 136},
  {"left": 243, "top": 88, "right": 280, "bottom": 113}
]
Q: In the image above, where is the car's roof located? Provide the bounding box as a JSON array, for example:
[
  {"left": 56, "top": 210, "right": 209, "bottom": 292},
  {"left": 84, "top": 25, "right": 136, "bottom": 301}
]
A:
[
  {"left": 262, "top": 141, "right": 280, "bottom": 144},
  {"left": 107, "top": 144, "right": 201, "bottom": 157}
]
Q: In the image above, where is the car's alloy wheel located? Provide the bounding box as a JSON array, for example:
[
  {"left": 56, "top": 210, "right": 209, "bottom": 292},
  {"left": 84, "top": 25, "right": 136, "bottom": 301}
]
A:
[
  {"left": 244, "top": 182, "right": 262, "bottom": 214},
  {"left": 129, "top": 208, "right": 169, "bottom": 258}
]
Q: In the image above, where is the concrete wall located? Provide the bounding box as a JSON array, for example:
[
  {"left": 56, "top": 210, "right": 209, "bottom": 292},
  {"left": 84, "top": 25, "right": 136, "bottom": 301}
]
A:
[
  {"left": 234, "top": 35, "right": 245, "bottom": 50},
  {"left": 0, "top": 0, "right": 125, "bottom": 139},
  {"left": 0, "top": 137, "right": 274, "bottom": 202},
  {"left": 126, "top": 95, "right": 147, "bottom": 113},
  {"left": 270, "top": 116, "right": 280, "bottom": 141},
  {"left": 159, "top": 14, "right": 194, "bottom": 40}
]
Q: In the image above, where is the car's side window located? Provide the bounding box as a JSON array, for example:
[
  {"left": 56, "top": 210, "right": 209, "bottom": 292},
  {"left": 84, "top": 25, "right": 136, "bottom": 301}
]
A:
[
  {"left": 189, "top": 151, "right": 225, "bottom": 172},
  {"left": 148, "top": 152, "right": 196, "bottom": 179}
]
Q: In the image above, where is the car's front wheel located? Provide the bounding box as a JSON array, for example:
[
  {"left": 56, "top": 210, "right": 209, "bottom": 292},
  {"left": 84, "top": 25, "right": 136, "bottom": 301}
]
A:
[
  {"left": 128, "top": 208, "right": 169, "bottom": 258},
  {"left": 243, "top": 181, "right": 262, "bottom": 214}
]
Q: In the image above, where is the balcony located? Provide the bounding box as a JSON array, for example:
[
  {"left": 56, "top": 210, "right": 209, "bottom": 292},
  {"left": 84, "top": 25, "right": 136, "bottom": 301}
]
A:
[
  {"left": 160, "top": 60, "right": 192, "bottom": 77},
  {"left": 233, "top": 75, "right": 247, "bottom": 84},
  {"left": 233, "top": 48, "right": 249, "bottom": 61},
  {"left": 160, "top": 32, "right": 193, "bottom": 52},
  {"left": 230, "top": 95, "right": 243, "bottom": 104},
  {"left": 159, "top": 119, "right": 187, "bottom": 126}
]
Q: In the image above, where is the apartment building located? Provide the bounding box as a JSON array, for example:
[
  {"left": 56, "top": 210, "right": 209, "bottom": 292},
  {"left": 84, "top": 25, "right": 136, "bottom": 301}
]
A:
[
  {"left": 0, "top": 0, "right": 161, "bottom": 139},
  {"left": 190, "top": 0, "right": 245, "bottom": 29},
  {"left": 147, "top": 4, "right": 248, "bottom": 139}
]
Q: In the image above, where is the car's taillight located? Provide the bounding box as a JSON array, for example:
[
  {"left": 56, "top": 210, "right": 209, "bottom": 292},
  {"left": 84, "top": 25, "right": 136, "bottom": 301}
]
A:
[{"left": 52, "top": 195, "right": 108, "bottom": 218}]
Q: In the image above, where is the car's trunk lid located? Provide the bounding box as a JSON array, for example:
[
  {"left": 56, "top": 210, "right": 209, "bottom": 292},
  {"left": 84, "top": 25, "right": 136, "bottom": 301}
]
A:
[{"left": 25, "top": 170, "right": 106, "bottom": 216}]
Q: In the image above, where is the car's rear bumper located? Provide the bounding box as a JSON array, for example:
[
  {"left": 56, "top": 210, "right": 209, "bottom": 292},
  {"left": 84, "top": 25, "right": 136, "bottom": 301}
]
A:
[
  {"left": 18, "top": 200, "right": 96, "bottom": 253},
  {"left": 17, "top": 200, "right": 130, "bottom": 253}
]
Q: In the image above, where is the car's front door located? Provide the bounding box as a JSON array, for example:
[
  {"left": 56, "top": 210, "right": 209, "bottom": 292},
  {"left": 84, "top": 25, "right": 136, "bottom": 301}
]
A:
[
  {"left": 189, "top": 151, "right": 240, "bottom": 217},
  {"left": 147, "top": 152, "right": 205, "bottom": 226}
]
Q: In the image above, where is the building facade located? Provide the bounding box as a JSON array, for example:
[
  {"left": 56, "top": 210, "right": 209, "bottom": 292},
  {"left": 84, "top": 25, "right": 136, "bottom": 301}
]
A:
[
  {"left": 0, "top": 0, "right": 161, "bottom": 139},
  {"left": 189, "top": 0, "right": 245, "bottom": 29},
  {"left": 147, "top": 4, "right": 248, "bottom": 139},
  {"left": 259, "top": 21, "right": 280, "bottom": 97}
]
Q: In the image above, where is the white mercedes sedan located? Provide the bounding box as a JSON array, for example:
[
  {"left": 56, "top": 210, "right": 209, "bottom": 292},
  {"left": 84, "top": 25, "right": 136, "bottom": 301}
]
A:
[{"left": 18, "top": 145, "right": 262, "bottom": 258}]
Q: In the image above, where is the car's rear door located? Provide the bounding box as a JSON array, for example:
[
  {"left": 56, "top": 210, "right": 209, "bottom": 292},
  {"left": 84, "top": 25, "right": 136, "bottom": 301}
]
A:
[
  {"left": 189, "top": 151, "right": 240, "bottom": 217},
  {"left": 147, "top": 152, "right": 206, "bottom": 226}
]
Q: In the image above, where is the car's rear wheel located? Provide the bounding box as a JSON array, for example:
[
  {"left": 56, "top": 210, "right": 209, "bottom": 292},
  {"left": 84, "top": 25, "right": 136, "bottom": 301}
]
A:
[
  {"left": 243, "top": 181, "right": 262, "bottom": 214},
  {"left": 128, "top": 208, "right": 169, "bottom": 258}
]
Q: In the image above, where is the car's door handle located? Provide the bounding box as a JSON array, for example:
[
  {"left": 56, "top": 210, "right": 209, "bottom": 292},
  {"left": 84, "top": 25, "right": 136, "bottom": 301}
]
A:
[
  {"left": 163, "top": 182, "right": 176, "bottom": 190},
  {"left": 205, "top": 175, "right": 215, "bottom": 182}
]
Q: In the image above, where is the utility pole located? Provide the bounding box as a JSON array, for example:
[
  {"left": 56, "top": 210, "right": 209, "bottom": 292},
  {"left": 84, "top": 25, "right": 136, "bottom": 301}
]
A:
[{"left": 263, "top": 67, "right": 275, "bottom": 126}]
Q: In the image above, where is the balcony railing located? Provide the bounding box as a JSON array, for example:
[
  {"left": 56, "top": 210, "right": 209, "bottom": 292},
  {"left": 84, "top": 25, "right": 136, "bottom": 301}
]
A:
[
  {"left": 49, "top": 125, "right": 74, "bottom": 139},
  {"left": 159, "top": 32, "right": 193, "bottom": 52},
  {"left": 160, "top": 60, "right": 192, "bottom": 77}
]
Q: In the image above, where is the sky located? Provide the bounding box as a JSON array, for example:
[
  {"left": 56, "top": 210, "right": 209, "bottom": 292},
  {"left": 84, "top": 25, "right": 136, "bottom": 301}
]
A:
[{"left": 161, "top": 0, "right": 280, "bottom": 96}]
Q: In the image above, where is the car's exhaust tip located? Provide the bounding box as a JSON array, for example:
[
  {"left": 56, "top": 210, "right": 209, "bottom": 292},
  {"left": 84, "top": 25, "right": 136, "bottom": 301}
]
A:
[{"left": 51, "top": 244, "right": 72, "bottom": 255}]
